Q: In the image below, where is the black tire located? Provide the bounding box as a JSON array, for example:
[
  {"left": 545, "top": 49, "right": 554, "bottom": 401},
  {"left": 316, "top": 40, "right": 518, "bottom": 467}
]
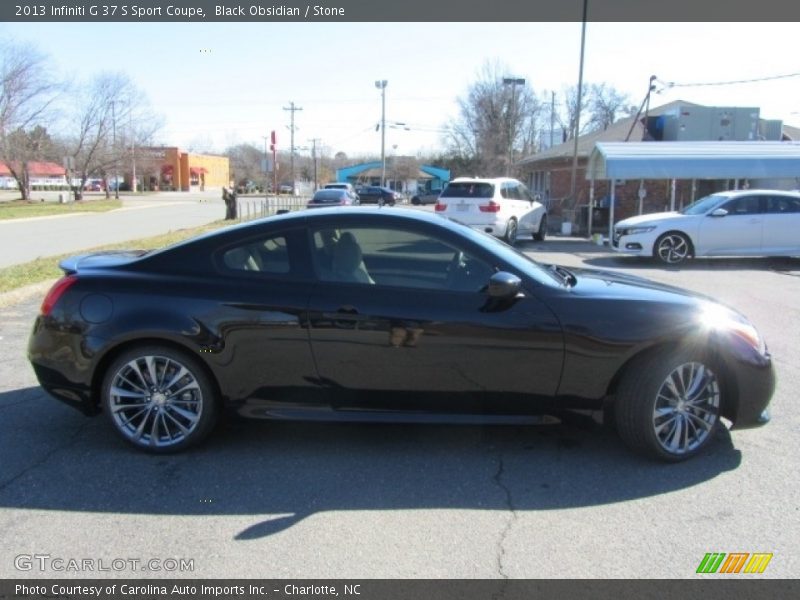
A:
[
  {"left": 411, "top": 196, "right": 420, "bottom": 206},
  {"left": 533, "top": 214, "right": 547, "bottom": 241},
  {"left": 654, "top": 232, "right": 692, "bottom": 265},
  {"left": 615, "top": 347, "right": 722, "bottom": 462},
  {"left": 102, "top": 345, "right": 219, "bottom": 453},
  {"left": 504, "top": 218, "right": 518, "bottom": 245}
]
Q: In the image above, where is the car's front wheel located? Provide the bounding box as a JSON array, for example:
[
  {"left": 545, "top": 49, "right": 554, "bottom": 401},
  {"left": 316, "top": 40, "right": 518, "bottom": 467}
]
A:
[
  {"left": 615, "top": 347, "right": 722, "bottom": 462},
  {"left": 102, "top": 345, "right": 219, "bottom": 453},
  {"left": 654, "top": 232, "right": 692, "bottom": 265}
]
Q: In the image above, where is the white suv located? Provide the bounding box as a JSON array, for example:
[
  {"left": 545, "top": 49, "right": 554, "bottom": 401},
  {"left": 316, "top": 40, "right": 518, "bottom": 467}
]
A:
[{"left": 435, "top": 177, "right": 547, "bottom": 245}]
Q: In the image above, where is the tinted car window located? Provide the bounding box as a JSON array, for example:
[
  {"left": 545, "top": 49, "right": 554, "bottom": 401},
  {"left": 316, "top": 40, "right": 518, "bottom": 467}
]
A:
[
  {"left": 311, "top": 225, "right": 493, "bottom": 292},
  {"left": 222, "top": 234, "right": 290, "bottom": 274},
  {"left": 721, "top": 196, "right": 762, "bottom": 215},
  {"left": 766, "top": 196, "right": 800, "bottom": 213},
  {"left": 441, "top": 182, "right": 494, "bottom": 199}
]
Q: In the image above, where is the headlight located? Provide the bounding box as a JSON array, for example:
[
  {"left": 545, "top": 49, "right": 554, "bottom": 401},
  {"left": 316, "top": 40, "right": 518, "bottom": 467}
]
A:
[
  {"left": 699, "top": 302, "right": 767, "bottom": 356},
  {"left": 617, "top": 226, "right": 656, "bottom": 236}
]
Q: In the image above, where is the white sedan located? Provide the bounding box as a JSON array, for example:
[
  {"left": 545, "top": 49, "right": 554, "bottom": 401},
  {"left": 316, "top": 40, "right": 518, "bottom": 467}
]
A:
[{"left": 613, "top": 189, "right": 800, "bottom": 264}]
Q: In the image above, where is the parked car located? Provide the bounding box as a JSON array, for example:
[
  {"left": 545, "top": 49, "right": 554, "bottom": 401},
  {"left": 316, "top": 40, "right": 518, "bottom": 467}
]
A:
[
  {"left": 307, "top": 189, "right": 359, "bottom": 208},
  {"left": 279, "top": 182, "right": 294, "bottom": 194},
  {"left": 83, "top": 180, "right": 104, "bottom": 192},
  {"left": 435, "top": 177, "right": 547, "bottom": 245},
  {"left": 613, "top": 189, "right": 800, "bottom": 265},
  {"left": 28, "top": 207, "right": 774, "bottom": 461},
  {"left": 237, "top": 180, "right": 260, "bottom": 194},
  {"left": 356, "top": 185, "right": 402, "bottom": 206},
  {"left": 411, "top": 189, "right": 441, "bottom": 205},
  {"left": 324, "top": 182, "right": 357, "bottom": 193}
]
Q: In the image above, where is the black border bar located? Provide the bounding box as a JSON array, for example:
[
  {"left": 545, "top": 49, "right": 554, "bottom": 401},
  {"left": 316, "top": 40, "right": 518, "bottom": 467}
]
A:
[
  {"left": 2, "top": 579, "right": 799, "bottom": 600},
  {"left": 2, "top": 0, "right": 800, "bottom": 22}
]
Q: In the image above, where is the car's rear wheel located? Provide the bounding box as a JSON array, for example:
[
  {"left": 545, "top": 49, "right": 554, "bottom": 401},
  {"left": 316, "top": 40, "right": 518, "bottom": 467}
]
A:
[
  {"left": 654, "top": 232, "right": 692, "bottom": 265},
  {"left": 615, "top": 348, "right": 721, "bottom": 461},
  {"left": 533, "top": 214, "right": 547, "bottom": 241},
  {"left": 504, "top": 218, "right": 518, "bottom": 245},
  {"left": 102, "top": 345, "right": 219, "bottom": 453},
  {"left": 411, "top": 196, "right": 420, "bottom": 206}
]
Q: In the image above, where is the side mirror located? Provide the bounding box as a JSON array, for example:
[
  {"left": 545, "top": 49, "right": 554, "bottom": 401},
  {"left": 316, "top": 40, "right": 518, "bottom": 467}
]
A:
[
  {"left": 487, "top": 272, "right": 523, "bottom": 298},
  {"left": 710, "top": 208, "right": 728, "bottom": 217}
]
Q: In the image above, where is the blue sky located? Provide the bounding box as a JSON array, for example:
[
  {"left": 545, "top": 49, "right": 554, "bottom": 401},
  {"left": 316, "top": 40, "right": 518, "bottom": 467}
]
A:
[{"left": 4, "top": 22, "right": 800, "bottom": 158}]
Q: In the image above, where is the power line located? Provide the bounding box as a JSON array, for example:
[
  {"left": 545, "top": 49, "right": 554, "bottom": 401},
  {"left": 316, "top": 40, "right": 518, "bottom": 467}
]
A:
[{"left": 657, "top": 71, "right": 800, "bottom": 89}]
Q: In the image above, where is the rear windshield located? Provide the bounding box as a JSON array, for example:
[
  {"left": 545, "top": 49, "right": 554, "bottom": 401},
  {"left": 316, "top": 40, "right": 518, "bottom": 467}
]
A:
[
  {"left": 441, "top": 182, "right": 494, "bottom": 199},
  {"left": 312, "top": 190, "right": 343, "bottom": 202}
]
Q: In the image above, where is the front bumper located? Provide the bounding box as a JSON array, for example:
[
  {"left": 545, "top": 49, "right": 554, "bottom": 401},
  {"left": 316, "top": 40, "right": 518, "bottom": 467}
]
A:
[
  {"left": 611, "top": 231, "right": 656, "bottom": 256},
  {"left": 725, "top": 352, "right": 775, "bottom": 429}
]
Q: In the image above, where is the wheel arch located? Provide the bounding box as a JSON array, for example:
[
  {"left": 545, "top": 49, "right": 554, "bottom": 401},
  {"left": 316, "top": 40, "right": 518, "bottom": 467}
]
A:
[
  {"left": 654, "top": 229, "right": 697, "bottom": 259},
  {"left": 90, "top": 337, "right": 224, "bottom": 413},
  {"left": 602, "top": 338, "right": 737, "bottom": 421}
]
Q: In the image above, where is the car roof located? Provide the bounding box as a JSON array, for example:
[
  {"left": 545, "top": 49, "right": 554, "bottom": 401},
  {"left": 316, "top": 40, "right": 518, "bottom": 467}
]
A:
[
  {"left": 449, "top": 177, "right": 520, "bottom": 184},
  {"left": 711, "top": 189, "right": 800, "bottom": 198}
]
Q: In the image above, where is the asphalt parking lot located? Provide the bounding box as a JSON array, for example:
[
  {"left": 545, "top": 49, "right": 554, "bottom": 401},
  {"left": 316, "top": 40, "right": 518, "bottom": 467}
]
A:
[{"left": 1, "top": 233, "right": 798, "bottom": 579}]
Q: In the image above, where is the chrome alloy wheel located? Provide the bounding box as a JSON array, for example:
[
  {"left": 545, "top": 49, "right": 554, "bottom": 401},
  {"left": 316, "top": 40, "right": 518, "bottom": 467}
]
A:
[
  {"left": 108, "top": 354, "right": 204, "bottom": 448},
  {"left": 656, "top": 233, "right": 691, "bottom": 264},
  {"left": 652, "top": 362, "right": 719, "bottom": 455}
]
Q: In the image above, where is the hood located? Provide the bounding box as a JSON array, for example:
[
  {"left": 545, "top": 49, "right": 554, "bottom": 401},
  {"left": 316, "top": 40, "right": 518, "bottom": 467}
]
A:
[
  {"left": 615, "top": 211, "right": 686, "bottom": 228},
  {"left": 565, "top": 266, "right": 716, "bottom": 306},
  {"left": 58, "top": 250, "right": 149, "bottom": 275}
]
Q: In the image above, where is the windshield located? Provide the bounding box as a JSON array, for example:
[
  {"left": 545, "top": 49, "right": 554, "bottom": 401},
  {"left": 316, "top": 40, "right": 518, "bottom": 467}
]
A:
[
  {"left": 681, "top": 194, "right": 726, "bottom": 215},
  {"left": 443, "top": 217, "right": 565, "bottom": 286}
]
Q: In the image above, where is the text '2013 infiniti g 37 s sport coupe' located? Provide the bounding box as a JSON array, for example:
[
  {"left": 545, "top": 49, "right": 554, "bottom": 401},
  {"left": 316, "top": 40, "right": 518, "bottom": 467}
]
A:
[{"left": 28, "top": 207, "right": 775, "bottom": 461}]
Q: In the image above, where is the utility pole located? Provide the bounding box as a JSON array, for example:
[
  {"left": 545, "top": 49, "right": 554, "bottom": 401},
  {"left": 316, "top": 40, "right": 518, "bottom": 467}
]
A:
[
  {"left": 375, "top": 80, "right": 387, "bottom": 187},
  {"left": 568, "top": 0, "right": 588, "bottom": 213},
  {"left": 309, "top": 138, "right": 321, "bottom": 191},
  {"left": 283, "top": 101, "right": 302, "bottom": 193},
  {"left": 502, "top": 77, "right": 525, "bottom": 176}
]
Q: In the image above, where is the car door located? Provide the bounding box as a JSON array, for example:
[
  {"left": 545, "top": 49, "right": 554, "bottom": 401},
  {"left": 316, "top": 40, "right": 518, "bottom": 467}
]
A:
[
  {"left": 305, "top": 217, "right": 563, "bottom": 415},
  {"left": 209, "top": 227, "right": 318, "bottom": 412},
  {"left": 697, "top": 194, "right": 764, "bottom": 256},
  {"left": 762, "top": 195, "right": 800, "bottom": 255}
]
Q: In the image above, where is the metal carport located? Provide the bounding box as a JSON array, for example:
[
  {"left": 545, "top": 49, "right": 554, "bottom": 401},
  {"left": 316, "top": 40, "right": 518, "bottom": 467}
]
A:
[{"left": 585, "top": 141, "right": 800, "bottom": 240}]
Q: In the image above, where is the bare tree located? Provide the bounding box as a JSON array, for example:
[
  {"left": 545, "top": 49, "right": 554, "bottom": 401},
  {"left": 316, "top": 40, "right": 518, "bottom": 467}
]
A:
[
  {"left": 226, "top": 143, "right": 264, "bottom": 190},
  {"left": 65, "top": 72, "right": 161, "bottom": 198},
  {"left": 554, "top": 84, "right": 590, "bottom": 142},
  {"left": 447, "top": 60, "right": 542, "bottom": 176},
  {"left": 0, "top": 41, "right": 61, "bottom": 200},
  {"left": 586, "top": 83, "right": 635, "bottom": 132}
]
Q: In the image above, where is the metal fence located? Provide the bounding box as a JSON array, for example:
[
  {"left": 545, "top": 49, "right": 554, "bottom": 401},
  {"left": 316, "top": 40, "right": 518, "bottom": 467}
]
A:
[{"left": 236, "top": 195, "right": 309, "bottom": 222}]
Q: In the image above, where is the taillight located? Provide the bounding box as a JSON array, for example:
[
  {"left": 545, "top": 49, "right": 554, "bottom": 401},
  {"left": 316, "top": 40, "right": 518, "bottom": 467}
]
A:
[
  {"left": 40, "top": 275, "right": 77, "bottom": 316},
  {"left": 435, "top": 203, "right": 447, "bottom": 212},
  {"left": 479, "top": 201, "right": 501, "bottom": 213}
]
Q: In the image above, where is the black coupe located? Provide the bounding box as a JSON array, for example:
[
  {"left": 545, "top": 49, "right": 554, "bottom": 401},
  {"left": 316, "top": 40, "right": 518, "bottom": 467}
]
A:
[{"left": 28, "top": 207, "right": 774, "bottom": 461}]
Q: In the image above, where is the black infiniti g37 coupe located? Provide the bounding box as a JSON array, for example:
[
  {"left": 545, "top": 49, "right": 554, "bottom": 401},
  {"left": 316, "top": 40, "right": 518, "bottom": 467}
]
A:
[{"left": 28, "top": 207, "right": 774, "bottom": 461}]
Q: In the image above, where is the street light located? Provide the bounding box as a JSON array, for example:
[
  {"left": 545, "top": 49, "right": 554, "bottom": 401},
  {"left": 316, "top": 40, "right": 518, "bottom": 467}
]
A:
[
  {"left": 502, "top": 77, "right": 526, "bottom": 176},
  {"left": 375, "top": 80, "right": 387, "bottom": 186}
]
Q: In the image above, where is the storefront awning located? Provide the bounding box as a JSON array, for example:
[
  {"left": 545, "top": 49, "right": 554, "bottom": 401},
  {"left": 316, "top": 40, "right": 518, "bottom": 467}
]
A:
[{"left": 587, "top": 141, "right": 800, "bottom": 180}]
